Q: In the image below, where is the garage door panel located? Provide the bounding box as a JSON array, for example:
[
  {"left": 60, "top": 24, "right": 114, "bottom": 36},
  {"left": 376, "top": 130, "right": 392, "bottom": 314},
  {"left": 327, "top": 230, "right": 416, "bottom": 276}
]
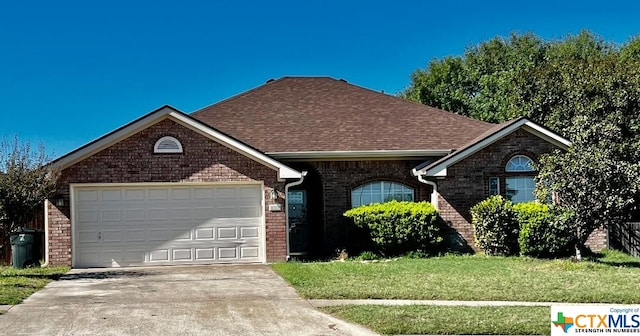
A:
[
  {"left": 125, "top": 189, "right": 145, "bottom": 201},
  {"left": 78, "top": 230, "right": 99, "bottom": 244},
  {"left": 78, "top": 210, "right": 98, "bottom": 223},
  {"left": 124, "top": 230, "right": 146, "bottom": 242},
  {"left": 77, "top": 190, "right": 98, "bottom": 202},
  {"left": 74, "top": 184, "right": 264, "bottom": 267},
  {"left": 171, "top": 188, "right": 191, "bottom": 200},
  {"left": 196, "top": 248, "right": 215, "bottom": 260},
  {"left": 101, "top": 230, "right": 122, "bottom": 243},
  {"left": 101, "top": 209, "right": 122, "bottom": 222},
  {"left": 149, "top": 189, "right": 169, "bottom": 200},
  {"left": 240, "top": 227, "right": 259, "bottom": 238},
  {"left": 195, "top": 228, "right": 215, "bottom": 240},
  {"left": 241, "top": 246, "right": 260, "bottom": 258},
  {"left": 217, "top": 227, "right": 238, "bottom": 239},
  {"left": 125, "top": 209, "right": 146, "bottom": 221},
  {"left": 101, "top": 190, "right": 122, "bottom": 201},
  {"left": 173, "top": 249, "right": 192, "bottom": 261}
]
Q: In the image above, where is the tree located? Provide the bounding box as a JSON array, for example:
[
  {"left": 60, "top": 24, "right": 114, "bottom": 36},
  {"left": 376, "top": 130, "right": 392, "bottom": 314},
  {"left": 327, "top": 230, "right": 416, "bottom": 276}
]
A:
[
  {"left": 404, "top": 30, "right": 640, "bottom": 259},
  {"left": 0, "top": 136, "right": 58, "bottom": 259},
  {"left": 401, "top": 30, "right": 612, "bottom": 127},
  {"left": 536, "top": 119, "right": 640, "bottom": 259}
]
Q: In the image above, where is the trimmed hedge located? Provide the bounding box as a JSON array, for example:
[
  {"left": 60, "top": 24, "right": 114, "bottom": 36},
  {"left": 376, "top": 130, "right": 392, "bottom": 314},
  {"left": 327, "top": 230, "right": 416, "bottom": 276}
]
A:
[
  {"left": 471, "top": 196, "right": 576, "bottom": 258},
  {"left": 343, "top": 200, "right": 445, "bottom": 256},
  {"left": 516, "top": 203, "right": 575, "bottom": 258},
  {"left": 470, "top": 196, "right": 520, "bottom": 256}
]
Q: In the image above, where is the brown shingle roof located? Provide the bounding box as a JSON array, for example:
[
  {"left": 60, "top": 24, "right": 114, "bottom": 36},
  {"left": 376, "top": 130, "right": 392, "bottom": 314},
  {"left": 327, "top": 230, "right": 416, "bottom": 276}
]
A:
[{"left": 191, "top": 77, "right": 494, "bottom": 153}]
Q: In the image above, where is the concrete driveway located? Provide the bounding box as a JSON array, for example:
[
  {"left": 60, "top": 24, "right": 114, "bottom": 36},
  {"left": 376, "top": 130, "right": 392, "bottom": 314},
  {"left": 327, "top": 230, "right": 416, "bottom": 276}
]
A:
[{"left": 0, "top": 265, "right": 377, "bottom": 336}]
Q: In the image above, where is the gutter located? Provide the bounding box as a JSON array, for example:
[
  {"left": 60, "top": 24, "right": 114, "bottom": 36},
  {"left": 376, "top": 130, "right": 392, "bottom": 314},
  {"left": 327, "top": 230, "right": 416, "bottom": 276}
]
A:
[
  {"left": 284, "top": 171, "right": 307, "bottom": 260},
  {"left": 415, "top": 173, "right": 439, "bottom": 210}
]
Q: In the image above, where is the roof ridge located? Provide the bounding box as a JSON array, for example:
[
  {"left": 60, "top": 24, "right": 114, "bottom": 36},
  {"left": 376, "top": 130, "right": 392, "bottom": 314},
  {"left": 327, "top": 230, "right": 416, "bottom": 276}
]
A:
[{"left": 191, "top": 76, "right": 344, "bottom": 116}]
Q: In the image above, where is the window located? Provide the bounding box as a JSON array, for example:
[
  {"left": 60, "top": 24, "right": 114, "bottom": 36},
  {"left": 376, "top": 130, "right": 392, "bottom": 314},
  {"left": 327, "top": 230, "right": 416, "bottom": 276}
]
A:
[
  {"left": 488, "top": 177, "right": 500, "bottom": 196},
  {"left": 154, "top": 136, "right": 183, "bottom": 153},
  {"left": 505, "top": 155, "right": 535, "bottom": 203},
  {"left": 351, "top": 181, "right": 414, "bottom": 208}
]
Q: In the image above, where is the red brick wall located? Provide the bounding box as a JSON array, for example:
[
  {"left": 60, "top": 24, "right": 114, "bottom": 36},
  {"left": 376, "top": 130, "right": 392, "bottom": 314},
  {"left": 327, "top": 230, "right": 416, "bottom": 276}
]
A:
[
  {"left": 48, "top": 118, "right": 286, "bottom": 266},
  {"left": 436, "top": 129, "right": 558, "bottom": 251},
  {"left": 435, "top": 128, "right": 607, "bottom": 252},
  {"left": 305, "top": 160, "right": 433, "bottom": 254}
]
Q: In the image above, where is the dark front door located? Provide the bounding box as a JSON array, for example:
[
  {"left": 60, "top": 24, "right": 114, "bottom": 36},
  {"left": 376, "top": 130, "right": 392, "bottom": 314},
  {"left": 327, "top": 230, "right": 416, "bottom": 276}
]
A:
[{"left": 288, "top": 190, "right": 310, "bottom": 255}]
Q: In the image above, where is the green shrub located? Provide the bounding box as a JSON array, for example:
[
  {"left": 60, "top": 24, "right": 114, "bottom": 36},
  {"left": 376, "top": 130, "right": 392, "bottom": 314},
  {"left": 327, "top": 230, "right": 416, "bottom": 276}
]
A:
[
  {"left": 470, "top": 196, "right": 519, "bottom": 256},
  {"left": 355, "top": 251, "right": 380, "bottom": 260},
  {"left": 516, "top": 203, "right": 575, "bottom": 258},
  {"left": 343, "top": 200, "right": 445, "bottom": 256}
]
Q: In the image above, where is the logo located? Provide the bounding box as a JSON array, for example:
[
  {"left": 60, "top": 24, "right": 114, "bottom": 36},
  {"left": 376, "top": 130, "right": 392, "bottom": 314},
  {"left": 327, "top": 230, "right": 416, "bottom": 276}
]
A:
[
  {"left": 552, "top": 312, "right": 574, "bottom": 333},
  {"left": 551, "top": 306, "right": 640, "bottom": 336}
]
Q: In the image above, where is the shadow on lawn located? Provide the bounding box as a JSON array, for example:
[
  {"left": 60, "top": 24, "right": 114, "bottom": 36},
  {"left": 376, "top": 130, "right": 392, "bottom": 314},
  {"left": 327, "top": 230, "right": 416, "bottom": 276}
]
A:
[{"left": 587, "top": 252, "right": 640, "bottom": 268}]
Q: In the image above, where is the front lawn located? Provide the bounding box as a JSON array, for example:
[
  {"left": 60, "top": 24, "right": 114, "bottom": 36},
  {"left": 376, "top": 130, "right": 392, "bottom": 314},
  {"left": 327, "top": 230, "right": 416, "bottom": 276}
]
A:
[
  {"left": 0, "top": 266, "right": 69, "bottom": 307},
  {"left": 272, "top": 249, "right": 640, "bottom": 303},
  {"left": 321, "top": 305, "right": 549, "bottom": 335}
]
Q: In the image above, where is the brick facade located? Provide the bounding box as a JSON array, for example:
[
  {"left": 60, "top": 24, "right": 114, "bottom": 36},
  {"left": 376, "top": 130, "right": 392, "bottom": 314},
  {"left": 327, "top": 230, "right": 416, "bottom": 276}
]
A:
[
  {"left": 48, "top": 118, "right": 286, "bottom": 266},
  {"left": 299, "top": 160, "right": 433, "bottom": 254},
  {"left": 435, "top": 128, "right": 607, "bottom": 251}
]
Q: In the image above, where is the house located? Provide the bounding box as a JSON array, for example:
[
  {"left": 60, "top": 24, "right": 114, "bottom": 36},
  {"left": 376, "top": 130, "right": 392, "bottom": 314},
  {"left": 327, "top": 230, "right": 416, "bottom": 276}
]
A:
[{"left": 46, "top": 77, "right": 606, "bottom": 267}]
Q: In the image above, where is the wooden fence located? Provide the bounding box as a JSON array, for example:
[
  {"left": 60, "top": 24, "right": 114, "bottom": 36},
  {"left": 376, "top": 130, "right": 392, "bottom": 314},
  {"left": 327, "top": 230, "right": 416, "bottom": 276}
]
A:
[{"left": 609, "top": 222, "right": 640, "bottom": 258}]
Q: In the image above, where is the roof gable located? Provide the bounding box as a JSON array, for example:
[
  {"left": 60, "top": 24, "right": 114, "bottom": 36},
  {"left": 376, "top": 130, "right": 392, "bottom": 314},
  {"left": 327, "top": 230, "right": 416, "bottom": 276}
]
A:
[
  {"left": 51, "top": 106, "right": 301, "bottom": 180},
  {"left": 191, "top": 77, "right": 495, "bottom": 153},
  {"left": 412, "top": 117, "right": 570, "bottom": 177}
]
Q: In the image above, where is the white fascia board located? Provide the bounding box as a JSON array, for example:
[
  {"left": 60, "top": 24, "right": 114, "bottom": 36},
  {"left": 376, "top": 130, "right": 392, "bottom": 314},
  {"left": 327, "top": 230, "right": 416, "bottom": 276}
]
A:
[
  {"left": 523, "top": 121, "right": 571, "bottom": 149},
  {"left": 421, "top": 119, "right": 530, "bottom": 177},
  {"left": 168, "top": 112, "right": 301, "bottom": 180},
  {"left": 51, "top": 106, "right": 174, "bottom": 170},
  {"left": 418, "top": 118, "right": 570, "bottom": 177},
  {"left": 267, "top": 150, "right": 451, "bottom": 160}
]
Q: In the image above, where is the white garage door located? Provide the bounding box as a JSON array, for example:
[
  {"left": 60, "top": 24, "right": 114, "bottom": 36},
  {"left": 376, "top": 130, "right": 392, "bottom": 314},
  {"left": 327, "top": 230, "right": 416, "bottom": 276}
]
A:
[{"left": 72, "top": 184, "right": 264, "bottom": 267}]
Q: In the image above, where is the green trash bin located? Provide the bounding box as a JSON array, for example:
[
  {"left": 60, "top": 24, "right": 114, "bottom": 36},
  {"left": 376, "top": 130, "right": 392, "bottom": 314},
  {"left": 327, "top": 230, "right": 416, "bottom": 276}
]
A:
[{"left": 10, "top": 232, "right": 34, "bottom": 269}]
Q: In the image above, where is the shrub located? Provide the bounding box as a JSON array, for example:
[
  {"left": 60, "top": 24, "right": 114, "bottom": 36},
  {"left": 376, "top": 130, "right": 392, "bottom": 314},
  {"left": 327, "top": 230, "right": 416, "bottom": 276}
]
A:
[
  {"left": 516, "top": 203, "right": 576, "bottom": 258},
  {"left": 355, "top": 251, "right": 380, "bottom": 260},
  {"left": 343, "top": 200, "right": 445, "bottom": 256},
  {"left": 470, "top": 196, "right": 519, "bottom": 256}
]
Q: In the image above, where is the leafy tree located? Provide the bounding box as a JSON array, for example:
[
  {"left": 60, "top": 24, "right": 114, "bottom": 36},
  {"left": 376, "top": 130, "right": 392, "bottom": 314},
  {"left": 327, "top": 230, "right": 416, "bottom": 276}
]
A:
[
  {"left": 404, "top": 30, "right": 640, "bottom": 259},
  {"left": 0, "top": 136, "right": 58, "bottom": 258}
]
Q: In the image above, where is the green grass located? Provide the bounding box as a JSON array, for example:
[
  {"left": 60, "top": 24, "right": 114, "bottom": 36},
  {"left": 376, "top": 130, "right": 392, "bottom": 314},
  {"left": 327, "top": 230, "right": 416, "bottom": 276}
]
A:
[
  {"left": 321, "top": 305, "right": 550, "bottom": 335},
  {"left": 0, "top": 266, "right": 69, "bottom": 305},
  {"left": 272, "top": 249, "right": 640, "bottom": 303}
]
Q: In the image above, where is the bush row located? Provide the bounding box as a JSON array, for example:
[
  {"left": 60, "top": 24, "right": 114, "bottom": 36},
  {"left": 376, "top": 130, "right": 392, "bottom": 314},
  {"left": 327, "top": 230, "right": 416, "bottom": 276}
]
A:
[
  {"left": 343, "top": 200, "right": 445, "bottom": 256},
  {"left": 470, "top": 196, "right": 576, "bottom": 257}
]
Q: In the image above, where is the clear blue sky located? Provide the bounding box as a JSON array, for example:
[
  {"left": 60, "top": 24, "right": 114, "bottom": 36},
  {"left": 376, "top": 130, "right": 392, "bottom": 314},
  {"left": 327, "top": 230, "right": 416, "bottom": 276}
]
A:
[{"left": 2, "top": 0, "right": 640, "bottom": 157}]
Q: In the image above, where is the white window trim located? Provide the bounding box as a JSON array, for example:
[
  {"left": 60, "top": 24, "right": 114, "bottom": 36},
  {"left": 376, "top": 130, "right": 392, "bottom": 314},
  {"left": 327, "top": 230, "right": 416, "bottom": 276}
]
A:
[
  {"left": 505, "top": 155, "right": 534, "bottom": 172},
  {"left": 154, "top": 136, "right": 183, "bottom": 153},
  {"left": 351, "top": 181, "right": 415, "bottom": 208}
]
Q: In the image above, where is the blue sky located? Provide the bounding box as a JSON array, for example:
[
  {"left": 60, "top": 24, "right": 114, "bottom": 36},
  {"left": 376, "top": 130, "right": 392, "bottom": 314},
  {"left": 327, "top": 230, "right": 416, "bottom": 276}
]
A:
[{"left": 2, "top": 0, "right": 640, "bottom": 157}]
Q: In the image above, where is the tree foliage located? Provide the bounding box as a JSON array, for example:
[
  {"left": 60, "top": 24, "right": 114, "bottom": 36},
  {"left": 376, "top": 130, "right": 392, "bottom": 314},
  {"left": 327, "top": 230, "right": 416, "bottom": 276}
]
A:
[
  {"left": 0, "top": 136, "right": 58, "bottom": 245},
  {"left": 404, "top": 30, "right": 640, "bottom": 258}
]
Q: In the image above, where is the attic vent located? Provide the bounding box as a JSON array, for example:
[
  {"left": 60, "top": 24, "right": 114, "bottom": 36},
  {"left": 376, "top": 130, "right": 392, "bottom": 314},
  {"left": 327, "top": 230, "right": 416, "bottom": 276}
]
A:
[{"left": 154, "top": 136, "right": 183, "bottom": 153}]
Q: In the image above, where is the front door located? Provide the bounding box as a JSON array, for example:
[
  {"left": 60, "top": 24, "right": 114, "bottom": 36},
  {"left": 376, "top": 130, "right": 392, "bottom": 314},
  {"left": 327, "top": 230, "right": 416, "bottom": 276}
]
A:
[{"left": 288, "top": 190, "right": 310, "bottom": 255}]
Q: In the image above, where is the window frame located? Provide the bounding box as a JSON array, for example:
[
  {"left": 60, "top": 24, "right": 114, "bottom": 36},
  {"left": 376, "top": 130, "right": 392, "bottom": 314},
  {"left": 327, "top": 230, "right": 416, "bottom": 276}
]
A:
[
  {"left": 154, "top": 136, "right": 183, "bottom": 154},
  {"left": 504, "top": 155, "right": 536, "bottom": 203},
  {"left": 351, "top": 181, "right": 415, "bottom": 208}
]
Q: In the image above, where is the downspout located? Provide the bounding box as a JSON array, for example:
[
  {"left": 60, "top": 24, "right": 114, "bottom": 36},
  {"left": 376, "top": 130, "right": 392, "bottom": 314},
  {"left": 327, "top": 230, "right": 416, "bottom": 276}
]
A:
[
  {"left": 416, "top": 174, "right": 438, "bottom": 210},
  {"left": 42, "top": 199, "right": 49, "bottom": 267},
  {"left": 284, "top": 171, "right": 307, "bottom": 261}
]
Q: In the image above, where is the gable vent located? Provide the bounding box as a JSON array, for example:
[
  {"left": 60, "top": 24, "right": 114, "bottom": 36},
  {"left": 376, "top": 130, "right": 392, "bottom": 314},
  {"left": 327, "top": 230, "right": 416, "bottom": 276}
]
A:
[{"left": 154, "top": 136, "right": 183, "bottom": 153}]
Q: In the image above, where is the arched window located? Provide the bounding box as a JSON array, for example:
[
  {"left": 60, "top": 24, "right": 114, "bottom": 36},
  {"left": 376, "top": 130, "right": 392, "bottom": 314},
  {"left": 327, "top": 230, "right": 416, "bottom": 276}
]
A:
[
  {"left": 154, "top": 136, "right": 183, "bottom": 153},
  {"left": 505, "top": 155, "right": 535, "bottom": 203},
  {"left": 351, "top": 181, "right": 414, "bottom": 208}
]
